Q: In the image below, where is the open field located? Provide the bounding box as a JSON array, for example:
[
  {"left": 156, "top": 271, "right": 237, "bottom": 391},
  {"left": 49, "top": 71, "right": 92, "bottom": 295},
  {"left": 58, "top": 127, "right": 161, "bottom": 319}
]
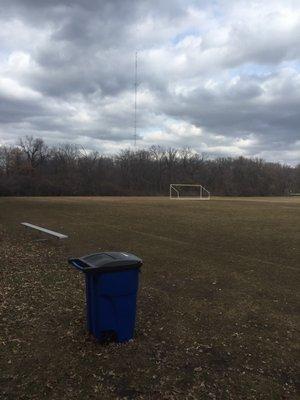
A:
[{"left": 0, "top": 196, "right": 299, "bottom": 399}]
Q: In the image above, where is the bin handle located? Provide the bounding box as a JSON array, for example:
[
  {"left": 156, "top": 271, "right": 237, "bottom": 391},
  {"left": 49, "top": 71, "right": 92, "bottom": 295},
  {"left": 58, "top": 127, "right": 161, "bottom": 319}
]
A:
[
  {"left": 68, "top": 258, "right": 106, "bottom": 273},
  {"left": 68, "top": 258, "right": 89, "bottom": 272}
]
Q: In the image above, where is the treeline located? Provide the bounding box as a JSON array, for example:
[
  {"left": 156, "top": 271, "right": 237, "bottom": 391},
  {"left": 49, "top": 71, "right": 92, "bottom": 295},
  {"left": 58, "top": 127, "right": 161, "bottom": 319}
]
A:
[{"left": 0, "top": 136, "right": 299, "bottom": 196}]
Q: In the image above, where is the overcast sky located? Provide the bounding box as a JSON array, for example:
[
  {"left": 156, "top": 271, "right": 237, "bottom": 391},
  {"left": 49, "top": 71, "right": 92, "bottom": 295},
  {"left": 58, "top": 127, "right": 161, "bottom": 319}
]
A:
[{"left": 0, "top": 0, "right": 299, "bottom": 164}]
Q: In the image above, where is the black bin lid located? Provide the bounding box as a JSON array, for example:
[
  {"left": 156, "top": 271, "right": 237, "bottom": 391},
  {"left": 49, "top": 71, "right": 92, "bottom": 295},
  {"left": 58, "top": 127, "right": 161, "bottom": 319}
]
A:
[{"left": 68, "top": 252, "right": 142, "bottom": 273}]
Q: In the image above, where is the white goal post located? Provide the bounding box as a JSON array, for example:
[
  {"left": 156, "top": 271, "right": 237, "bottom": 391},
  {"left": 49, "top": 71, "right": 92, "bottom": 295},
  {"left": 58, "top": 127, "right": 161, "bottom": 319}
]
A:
[{"left": 169, "top": 183, "right": 210, "bottom": 200}]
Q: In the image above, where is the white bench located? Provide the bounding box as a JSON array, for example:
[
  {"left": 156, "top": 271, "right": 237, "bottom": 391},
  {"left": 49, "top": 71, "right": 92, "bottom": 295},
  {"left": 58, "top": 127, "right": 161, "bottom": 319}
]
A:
[{"left": 21, "top": 222, "right": 68, "bottom": 239}]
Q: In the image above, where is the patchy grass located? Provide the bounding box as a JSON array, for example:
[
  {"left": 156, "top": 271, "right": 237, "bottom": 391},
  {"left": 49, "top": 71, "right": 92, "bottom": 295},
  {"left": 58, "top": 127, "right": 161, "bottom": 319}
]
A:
[{"left": 0, "top": 196, "right": 299, "bottom": 399}]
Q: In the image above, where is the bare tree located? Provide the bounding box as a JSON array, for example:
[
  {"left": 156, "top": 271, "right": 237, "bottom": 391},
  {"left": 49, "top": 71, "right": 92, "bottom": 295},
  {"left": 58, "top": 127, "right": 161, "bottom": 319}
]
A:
[
  {"left": 18, "top": 136, "right": 47, "bottom": 169},
  {"left": 0, "top": 136, "right": 297, "bottom": 196}
]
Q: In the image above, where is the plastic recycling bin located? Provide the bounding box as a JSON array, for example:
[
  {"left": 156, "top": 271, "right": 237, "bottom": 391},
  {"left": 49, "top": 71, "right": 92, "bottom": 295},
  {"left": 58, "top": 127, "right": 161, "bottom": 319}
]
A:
[{"left": 68, "top": 252, "right": 142, "bottom": 343}]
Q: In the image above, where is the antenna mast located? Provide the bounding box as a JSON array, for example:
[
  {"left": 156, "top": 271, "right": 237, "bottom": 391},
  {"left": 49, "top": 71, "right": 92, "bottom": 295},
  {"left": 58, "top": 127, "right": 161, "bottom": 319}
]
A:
[{"left": 134, "top": 51, "right": 138, "bottom": 146}]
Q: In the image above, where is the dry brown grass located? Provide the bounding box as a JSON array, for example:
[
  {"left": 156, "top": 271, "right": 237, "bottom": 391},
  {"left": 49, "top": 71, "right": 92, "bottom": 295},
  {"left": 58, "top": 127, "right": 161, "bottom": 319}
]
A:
[{"left": 0, "top": 196, "right": 299, "bottom": 399}]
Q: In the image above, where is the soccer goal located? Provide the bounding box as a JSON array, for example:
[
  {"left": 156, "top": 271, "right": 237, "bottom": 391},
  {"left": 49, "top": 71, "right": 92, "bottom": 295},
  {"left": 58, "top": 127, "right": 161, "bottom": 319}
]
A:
[{"left": 169, "top": 184, "right": 210, "bottom": 200}]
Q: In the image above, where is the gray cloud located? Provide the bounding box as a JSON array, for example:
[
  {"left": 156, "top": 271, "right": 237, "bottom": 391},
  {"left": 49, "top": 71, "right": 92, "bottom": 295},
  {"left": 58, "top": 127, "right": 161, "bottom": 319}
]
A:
[
  {"left": 0, "top": 0, "right": 299, "bottom": 164},
  {"left": 161, "top": 70, "right": 300, "bottom": 141}
]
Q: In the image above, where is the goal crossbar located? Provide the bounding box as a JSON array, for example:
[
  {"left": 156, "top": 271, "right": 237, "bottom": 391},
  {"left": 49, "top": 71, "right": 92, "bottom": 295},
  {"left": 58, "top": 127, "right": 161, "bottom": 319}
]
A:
[{"left": 169, "top": 184, "right": 210, "bottom": 200}]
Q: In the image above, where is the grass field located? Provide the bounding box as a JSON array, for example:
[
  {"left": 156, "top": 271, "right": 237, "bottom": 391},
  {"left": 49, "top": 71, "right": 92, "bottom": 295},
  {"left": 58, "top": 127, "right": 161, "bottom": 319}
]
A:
[{"left": 0, "top": 196, "right": 299, "bottom": 400}]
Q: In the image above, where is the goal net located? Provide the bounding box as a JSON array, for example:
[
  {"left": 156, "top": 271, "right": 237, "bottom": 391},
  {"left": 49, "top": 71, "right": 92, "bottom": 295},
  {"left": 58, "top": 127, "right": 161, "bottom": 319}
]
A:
[{"left": 169, "top": 184, "right": 210, "bottom": 200}]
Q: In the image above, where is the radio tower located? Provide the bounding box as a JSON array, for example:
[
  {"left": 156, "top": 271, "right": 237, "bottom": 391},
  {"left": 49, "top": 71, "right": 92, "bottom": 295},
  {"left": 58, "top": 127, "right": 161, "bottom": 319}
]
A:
[{"left": 134, "top": 51, "right": 138, "bottom": 146}]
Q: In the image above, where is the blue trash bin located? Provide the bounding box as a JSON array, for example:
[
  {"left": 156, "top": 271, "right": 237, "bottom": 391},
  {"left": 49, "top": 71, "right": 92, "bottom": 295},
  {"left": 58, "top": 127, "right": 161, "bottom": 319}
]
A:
[{"left": 68, "top": 252, "right": 142, "bottom": 343}]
